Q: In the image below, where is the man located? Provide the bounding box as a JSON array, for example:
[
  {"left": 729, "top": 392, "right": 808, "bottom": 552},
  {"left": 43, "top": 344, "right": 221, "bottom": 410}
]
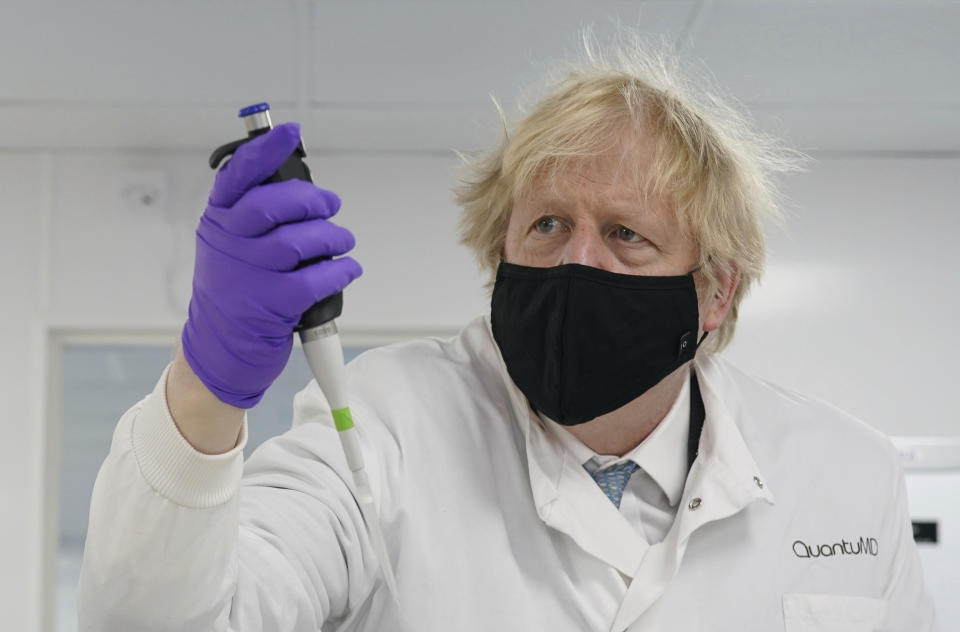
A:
[{"left": 78, "top": 43, "right": 936, "bottom": 631}]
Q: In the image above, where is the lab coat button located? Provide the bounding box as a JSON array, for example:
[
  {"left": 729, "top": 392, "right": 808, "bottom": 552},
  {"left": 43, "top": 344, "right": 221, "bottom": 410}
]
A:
[
  {"left": 688, "top": 497, "right": 702, "bottom": 510},
  {"left": 754, "top": 476, "right": 764, "bottom": 489}
]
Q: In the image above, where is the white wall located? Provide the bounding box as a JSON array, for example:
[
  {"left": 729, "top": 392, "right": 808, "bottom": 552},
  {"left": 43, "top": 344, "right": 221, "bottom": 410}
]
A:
[
  {"left": 726, "top": 156, "right": 960, "bottom": 437},
  {"left": 0, "top": 153, "right": 50, "bottom": 631},
  {"left": 44, "top": 150, "right": 488, "bottom": 332},
  {"left": 1, "top": 1, "right": 958, "bottom": 630}
]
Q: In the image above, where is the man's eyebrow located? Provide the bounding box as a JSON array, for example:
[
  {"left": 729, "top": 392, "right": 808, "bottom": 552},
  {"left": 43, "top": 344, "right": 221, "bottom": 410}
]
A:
[{"left": 528, "top": 196, "right": 661, "bottom": 223}]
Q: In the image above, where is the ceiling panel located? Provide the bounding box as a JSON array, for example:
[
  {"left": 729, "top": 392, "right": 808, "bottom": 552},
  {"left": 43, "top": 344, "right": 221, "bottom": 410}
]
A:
[
  {"left": 310, "top": 104, "right": 498, "bottom": 153},
  {"left": 4, "top": 97, "right": 956, "bottom": 153},
  {"left": 0, "top": 102, "right": 491, "bottom": 153},
  {"left": 0, "top": 0, "right": 299, "bottom": 104},
  {"left": 310, "top": 0, "right": 698, "bottom": 106},
  {"left": 0, "top": 104, "right": 241, "bottom": 151},
  {"left": 1, "top": 1, "right": 956, "bottom": 152},
  {"left": 685, "top": 2, "right": 960, "bottom": 105},
  {"left": 753, "top": 104, "right": 960, "bottom": 152}
]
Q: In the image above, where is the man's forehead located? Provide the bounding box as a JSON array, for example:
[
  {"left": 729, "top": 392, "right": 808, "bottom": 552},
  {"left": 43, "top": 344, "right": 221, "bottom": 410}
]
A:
[
  {"left": 525, "top": 135, "right": 657, "bottom": 193},
  {"left": 520, "top": 159, "right": 668, "bottom": 217}
]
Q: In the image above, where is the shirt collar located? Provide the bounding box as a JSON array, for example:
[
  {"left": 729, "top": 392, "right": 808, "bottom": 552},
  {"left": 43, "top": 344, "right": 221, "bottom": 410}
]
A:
[{"left": 539, "top": 375, "right": 690, "bottom": 507}]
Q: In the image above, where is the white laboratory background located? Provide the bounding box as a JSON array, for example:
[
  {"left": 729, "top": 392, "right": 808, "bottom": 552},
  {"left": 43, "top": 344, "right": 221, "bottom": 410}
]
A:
[{"left": 0, "top": 1, "right": 958, "bottom": 630}]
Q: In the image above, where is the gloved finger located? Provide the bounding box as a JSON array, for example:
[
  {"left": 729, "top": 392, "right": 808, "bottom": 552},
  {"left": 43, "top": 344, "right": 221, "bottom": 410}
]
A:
[
  {"left": 204, "top": 179, "right": 341, "bottom": 237},
  {"left": 261, "top": 220, "right": 356, "bottom": 271},
  {"left": 276, "top": 256, "right": 363, "bottom": 317},
  {"left": 209, "top": 122, "right": 302, "bottom": 208},
  {"left": 241, "top": 220, "right": 358, "bottom": 271},
  {"left": 197, "top": 215, "right": 355, "bottom": 270}
]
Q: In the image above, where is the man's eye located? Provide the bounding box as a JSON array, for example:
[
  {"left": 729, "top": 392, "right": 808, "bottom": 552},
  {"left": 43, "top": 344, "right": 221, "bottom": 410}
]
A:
[
  {"left": 616, "top": 226, "right": 643, "bottom": 243},
  {"left": 534, "top": 217, "right": 561, "bottom": 234}
]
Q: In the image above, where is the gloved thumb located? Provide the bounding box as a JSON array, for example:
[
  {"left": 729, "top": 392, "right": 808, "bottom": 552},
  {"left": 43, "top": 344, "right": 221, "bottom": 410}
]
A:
[{"left": 209, "top": 122, "right": 302, "bottom": 208}]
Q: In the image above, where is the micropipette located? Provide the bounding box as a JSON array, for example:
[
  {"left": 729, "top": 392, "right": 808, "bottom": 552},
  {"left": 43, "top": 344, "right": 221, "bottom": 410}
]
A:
[{"left": 208, "top": 103, "right": 401, "bottom": 606}]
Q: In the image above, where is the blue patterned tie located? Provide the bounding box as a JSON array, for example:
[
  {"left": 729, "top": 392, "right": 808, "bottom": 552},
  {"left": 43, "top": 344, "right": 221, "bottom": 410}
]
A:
[{"left": 586, "top": 461, "right": 641, "bottom": 508}]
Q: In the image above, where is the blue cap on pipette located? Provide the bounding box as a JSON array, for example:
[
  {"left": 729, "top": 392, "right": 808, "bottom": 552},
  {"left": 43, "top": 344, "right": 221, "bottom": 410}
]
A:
[{"left": 238, "top": 102, "right": 270, "bottom": 117}]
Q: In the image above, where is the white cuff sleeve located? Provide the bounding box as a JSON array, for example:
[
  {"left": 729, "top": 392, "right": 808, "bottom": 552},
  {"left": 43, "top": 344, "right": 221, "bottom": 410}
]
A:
[{"left": 131, "top": 363, "right": 248, "bottom": 508}]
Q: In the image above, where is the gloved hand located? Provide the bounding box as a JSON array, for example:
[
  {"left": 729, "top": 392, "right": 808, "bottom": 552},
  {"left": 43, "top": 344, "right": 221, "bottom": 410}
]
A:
[{"left": 181, "top": 122, "right": 362, "bottom": 409}]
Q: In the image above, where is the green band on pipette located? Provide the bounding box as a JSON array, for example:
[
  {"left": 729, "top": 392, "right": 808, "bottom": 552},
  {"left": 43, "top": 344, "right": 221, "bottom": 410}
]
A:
[{"left": 332, "top": 407, "right": 355, "bottom": 432}]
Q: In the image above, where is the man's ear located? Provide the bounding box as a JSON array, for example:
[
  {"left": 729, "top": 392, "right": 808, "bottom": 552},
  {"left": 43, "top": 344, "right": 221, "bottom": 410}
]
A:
[{"left": 703, "top": 266, "right": 740, "bottom": 333}]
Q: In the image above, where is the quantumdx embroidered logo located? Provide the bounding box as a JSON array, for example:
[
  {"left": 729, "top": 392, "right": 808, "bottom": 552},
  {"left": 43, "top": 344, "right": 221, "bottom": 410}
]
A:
[{"left": 792, "top": 537, "right": 879, "bottom": 559}]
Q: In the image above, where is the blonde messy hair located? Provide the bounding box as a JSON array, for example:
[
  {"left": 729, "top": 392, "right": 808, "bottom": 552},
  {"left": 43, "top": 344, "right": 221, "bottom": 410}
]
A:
[{"left": 456, "top": 33, "right": 801, "bottom": 352}]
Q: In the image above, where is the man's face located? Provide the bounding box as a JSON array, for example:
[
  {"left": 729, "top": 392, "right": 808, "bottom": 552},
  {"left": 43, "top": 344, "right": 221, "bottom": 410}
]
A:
[
  {"left": 503, "top": 139, "right": 699, "bottom": 277},
  {"left": 503, "top": 137, "right": 737, "bottom": 337}
]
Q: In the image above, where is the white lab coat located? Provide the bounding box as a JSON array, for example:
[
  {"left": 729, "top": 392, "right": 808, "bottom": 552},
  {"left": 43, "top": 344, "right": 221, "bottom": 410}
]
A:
[{"left": 78, "top": 315, "right": 936, "bottom": 631}]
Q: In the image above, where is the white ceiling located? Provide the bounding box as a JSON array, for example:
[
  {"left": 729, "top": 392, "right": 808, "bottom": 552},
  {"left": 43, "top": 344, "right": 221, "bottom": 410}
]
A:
[{"left": 0, "top": 0, "right": 957, "bottom": 153}]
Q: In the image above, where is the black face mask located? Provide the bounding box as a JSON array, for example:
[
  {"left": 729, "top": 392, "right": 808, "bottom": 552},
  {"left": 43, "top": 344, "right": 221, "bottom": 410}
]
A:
[{"left": 490, "top": 262, "right": 704, "bottom": 426}]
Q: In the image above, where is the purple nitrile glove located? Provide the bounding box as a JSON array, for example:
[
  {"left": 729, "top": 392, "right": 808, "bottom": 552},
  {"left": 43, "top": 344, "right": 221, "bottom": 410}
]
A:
[{"left": 181, "top": 122, "right": 362, "bottom": 408}]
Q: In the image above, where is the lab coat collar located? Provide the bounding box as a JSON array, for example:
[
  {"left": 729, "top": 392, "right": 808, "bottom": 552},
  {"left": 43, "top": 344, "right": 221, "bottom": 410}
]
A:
[
  {"left": 530, "top": 415, "right": 650, "bottom": 577},
  {"left": 481, "top": 316, "right": 647, "bottom": 576},
  {"left": 609, "top": 353, "right": 776, "bottom": 632},
  {"left": 689, "top": 352, "right": 776, "bottom": 510}
]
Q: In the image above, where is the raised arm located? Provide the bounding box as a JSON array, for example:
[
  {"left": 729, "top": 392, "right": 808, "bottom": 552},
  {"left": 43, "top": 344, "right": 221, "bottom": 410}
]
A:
[{"left": 77, "top": 124, "right": 370, "bottom": 630}]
